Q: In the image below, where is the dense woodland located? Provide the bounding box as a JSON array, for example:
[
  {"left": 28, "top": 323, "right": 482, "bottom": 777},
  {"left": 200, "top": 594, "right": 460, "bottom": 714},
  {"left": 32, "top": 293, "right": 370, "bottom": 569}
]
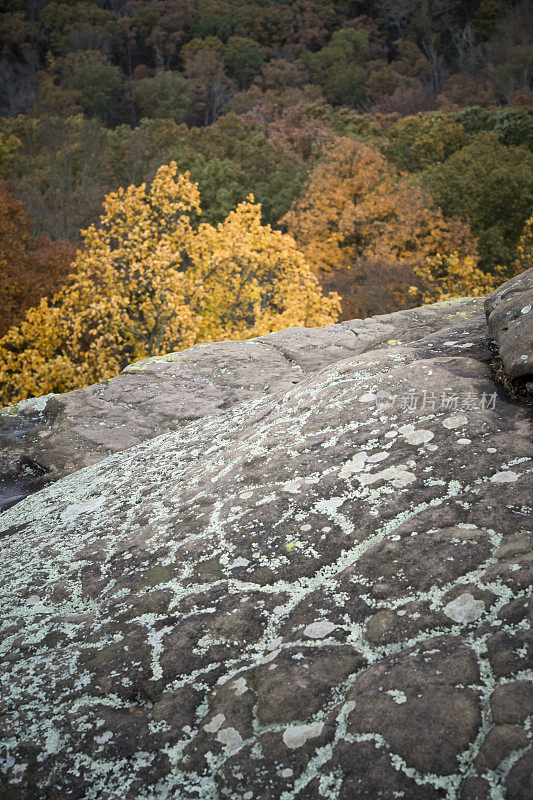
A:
[{"left": 0, "top": 0, "right": 532, "bottom": 404}]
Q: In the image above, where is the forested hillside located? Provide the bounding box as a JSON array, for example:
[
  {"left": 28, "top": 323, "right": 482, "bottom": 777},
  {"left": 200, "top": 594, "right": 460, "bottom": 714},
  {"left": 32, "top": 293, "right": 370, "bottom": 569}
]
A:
[
  {"left": 2, "top": 0, "right": 531, "bottom": 122},
  {"left": 0, "top": 0, "right": 532, "bottom": 403}
]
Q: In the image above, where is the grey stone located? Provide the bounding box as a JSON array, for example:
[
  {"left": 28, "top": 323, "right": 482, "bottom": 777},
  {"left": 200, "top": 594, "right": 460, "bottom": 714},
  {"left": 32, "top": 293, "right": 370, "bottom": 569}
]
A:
[
  {"left": 484, "top": 268, "right": 533, "bottom": 377},
  {"left": 0, "top": 296, "right": 485, "bottom": 510},
  {"left": 490, "top": 680, "right": 533, "bottom": 725},
  {"left": 0, "top": 281, "right": 531, "bottom": 799}
]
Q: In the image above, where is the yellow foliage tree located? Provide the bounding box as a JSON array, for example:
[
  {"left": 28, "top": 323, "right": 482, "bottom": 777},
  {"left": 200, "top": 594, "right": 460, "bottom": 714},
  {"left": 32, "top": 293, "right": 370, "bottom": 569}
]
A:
[
  {"left": 512, "top": 213, "right": 533, "bottom": 275},
  {"left": 0, "top": 163, "right": 340, "bottom": 406},
  {"left": 409, "top": 252, "right": 503, "bottom": 304},
  {"left": 192, "top": 199, "right": 339, "bottom": 341},
  {"left": 281, "top": 137, "right": 478, "bottom": 316},
  {"left": 411, "top": 213, "right": 532, "bottom": 304}
]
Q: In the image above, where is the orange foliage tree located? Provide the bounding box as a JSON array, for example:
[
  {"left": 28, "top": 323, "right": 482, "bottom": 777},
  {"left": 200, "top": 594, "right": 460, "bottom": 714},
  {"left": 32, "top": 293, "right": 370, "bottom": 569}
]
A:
[
  {"left": 0, "top": 181, "right": 74, "bottom": 337},
  {"left": 281, "top": 137, "right": 479, "bottom": 317},
  {"left": 0, "top": 163, "right": 339, "bottom": 406},
  {"left": 410, "top": 212, "right": 532, "bottom": 304},
  {"left": 409, "top": 253, "right": 504, "bottom": 304}
]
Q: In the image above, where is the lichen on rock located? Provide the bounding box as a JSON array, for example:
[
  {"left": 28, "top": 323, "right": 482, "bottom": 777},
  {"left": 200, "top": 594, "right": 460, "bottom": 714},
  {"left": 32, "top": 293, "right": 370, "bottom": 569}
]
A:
[{"left": 0, "top": 275, "right": 531, "bottom": 799}]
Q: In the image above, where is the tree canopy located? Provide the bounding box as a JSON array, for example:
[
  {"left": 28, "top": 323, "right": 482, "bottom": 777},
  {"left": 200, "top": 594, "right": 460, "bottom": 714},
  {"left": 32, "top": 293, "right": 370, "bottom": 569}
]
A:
[
  {"left": 0, "top": 0, "right": 531, "bottom": 403},
  {"left": 282, "top": 136, "right": 479, "bottom": 317},
  {"left": 421, "top": 132, "right": 533, "bottom": 268},
  {"left": 0, "top": 163, "right": 339, "bottom": 405}
]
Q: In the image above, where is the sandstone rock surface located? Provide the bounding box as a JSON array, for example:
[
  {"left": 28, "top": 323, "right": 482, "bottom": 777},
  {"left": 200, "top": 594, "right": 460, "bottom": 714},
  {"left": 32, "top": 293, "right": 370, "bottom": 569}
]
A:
[
  {"left": 0, "top": 278, "right": 531, "bottom": 799},
  {"left": 484, "top": 268, "right": 533, "bottom": 378},
  {"left": 0, "top": 297, "right": 484, "bottom": 510}
]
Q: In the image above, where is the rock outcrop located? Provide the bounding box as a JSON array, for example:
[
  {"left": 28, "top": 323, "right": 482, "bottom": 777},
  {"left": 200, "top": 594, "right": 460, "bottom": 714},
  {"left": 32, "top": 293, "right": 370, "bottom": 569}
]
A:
[
  {"left": 484, "top": 269, "right": 533, "bottom": 379},
  {"left": 0, "top": 274, "right": 531, "bottom": 799},
  {"left": 0, "top": 297, "right": 485, "bottom": 510}
]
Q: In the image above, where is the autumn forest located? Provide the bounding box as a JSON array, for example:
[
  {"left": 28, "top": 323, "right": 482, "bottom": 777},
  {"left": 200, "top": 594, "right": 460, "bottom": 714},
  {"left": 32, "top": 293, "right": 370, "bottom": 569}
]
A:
[{"left": 0, "top": 0, "right": 532, "bottom": 404}]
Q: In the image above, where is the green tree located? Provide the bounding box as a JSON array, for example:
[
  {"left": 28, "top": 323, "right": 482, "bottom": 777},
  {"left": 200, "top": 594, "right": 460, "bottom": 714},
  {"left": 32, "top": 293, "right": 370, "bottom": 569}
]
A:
[
  {"left": 306, "top": 28, "right": 369, "bottom": 106},
  {"left": 121, "top": 0, "right": 193, "bottom": 71},
  {"left": 492, "top": 108, "right": 533, "bottom": 150},
  {"left": 449, "top": 108, "right": 533, "bottom": 151},
  {"left": 2, "top": 114, "right": 110, "bottom": 241},
  {"left": 133, "top": 70, "right": 199, "bottom": 124},
  {"left": 223, "top": 36, "right": 265, "bottom": 89},
  {"left": 384, "top": 112, "right": 467, "bottom": 172},
  {"left": 40, "top": 1, "right": 117, "bottom": 55},
  {"left": 421, "top": 132, "right": 533, "bottom": 268},
  {"left": 190, "top": 0, "right": 237, "bottom": 42},
  {"left": 47, "top": 50, "right": 123, "bottom": 122},
  {"left": 179, "top": 114, "right": 306, "bottom": 225}
]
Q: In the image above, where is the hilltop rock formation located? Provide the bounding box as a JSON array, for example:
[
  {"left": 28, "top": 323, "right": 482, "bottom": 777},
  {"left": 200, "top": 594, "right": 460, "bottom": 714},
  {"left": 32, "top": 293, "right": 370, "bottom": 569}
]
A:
[
  {"left": 0, "top": 273, "right": 531, "bottom": 799},
  {"left": 0, "top": 296, "right": 486, "bottom": 510}
]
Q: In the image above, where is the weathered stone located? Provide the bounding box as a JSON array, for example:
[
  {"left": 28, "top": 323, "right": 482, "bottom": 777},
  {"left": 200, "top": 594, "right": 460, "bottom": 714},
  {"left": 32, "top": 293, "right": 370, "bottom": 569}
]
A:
[
  {"left": 346, "top": 636, "right": 481, "bottom": 775},
  {"left": 490, "top": 680, "right": 533, "bottom": 725},
  {"left": 506, "top": 750, "right": 533, "bottom": 800},
  {"left": 473, "top": 725, "right": 529, "bottom": 771},
  {"left": 0, "top": 281, "right": 531, "bottom": 799},
  {"left": 0, "top": 296, "right": 485, "bottom": 510},
  {"left": 460, "top": 776, "right": 492, "bottom": 799},
  {"left": 484, "top": 268, "right": 533, "bottom": 378}
]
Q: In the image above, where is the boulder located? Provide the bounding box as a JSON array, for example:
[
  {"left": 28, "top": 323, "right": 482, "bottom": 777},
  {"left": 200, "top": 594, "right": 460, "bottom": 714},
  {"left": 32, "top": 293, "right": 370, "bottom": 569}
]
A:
[
  {"left": 0, "top": 281, "right": 531, "bottom": 799},
  {"left": 484, "top": 268, "right": 533, "bottom": 378}
]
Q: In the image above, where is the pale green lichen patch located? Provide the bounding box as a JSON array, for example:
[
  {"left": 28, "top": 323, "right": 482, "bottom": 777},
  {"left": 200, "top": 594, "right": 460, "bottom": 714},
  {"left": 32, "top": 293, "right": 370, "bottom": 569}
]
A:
[
  {"left": 1, "top": 392, "right": 57, "bottom": 416},
  {"left": 122, "top": 351, "right": 188, "bottom": 372}
]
